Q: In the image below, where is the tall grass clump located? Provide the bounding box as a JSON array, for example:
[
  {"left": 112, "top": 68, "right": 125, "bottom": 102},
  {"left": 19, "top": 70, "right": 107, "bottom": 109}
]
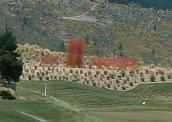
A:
[
  {"left": 160, "top": 75, "right": 165, "bottom": 81},
  {"left": 150, "top": 74, "right": 156, "bottom": 82}
]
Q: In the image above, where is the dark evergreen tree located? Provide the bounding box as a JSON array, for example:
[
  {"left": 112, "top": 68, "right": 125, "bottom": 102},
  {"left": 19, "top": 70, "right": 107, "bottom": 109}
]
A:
[
  {"left": 0, "top": 22, "right": 23, "bottom": 83},
  {"left": 118, "top": 42, "right": 124, "bottom": 57}
]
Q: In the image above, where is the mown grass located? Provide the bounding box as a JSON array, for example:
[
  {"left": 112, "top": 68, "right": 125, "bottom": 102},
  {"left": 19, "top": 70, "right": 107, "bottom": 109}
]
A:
[
  {"left": 17, "top": 80, "right": 172, "bottom": 110},
  {"left": 0, "top": 100, "right": 103, "bottom": 122},
  {"left": 1, "top": 80, "right": 172, "bottom": 122}
]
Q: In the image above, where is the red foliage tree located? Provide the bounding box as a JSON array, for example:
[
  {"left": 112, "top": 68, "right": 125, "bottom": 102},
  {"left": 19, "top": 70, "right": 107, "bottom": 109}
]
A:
[{"left": 66, "top": 39, "right": 86, "bottom": 68}]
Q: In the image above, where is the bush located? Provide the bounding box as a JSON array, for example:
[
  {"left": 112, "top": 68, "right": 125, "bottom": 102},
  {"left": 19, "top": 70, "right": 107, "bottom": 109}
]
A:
[
  {"left": 150, "top": 74, "right": 156, "bottom": 82},
  {"left": 96, "top": 70, "right": 100, "bottom": 75},
  {"left": 28, "top": 75, "right": 32, "bottom": 80},
  {"left": 116, "top": 79, "right": 120, "bottom": 84},
  {"left": 126, "top": 76, "right": 129, "bottom": 81},
  {"left": 156, "top": 71, "right": 158, "bottom": 75},
  {"left": 88, "top": 70, "right": 91, "bottom": 75},
  {"left": 167, "top": 72, "right": 172, "bottom": 79},
  {"left": 117, "top": 75, "right": 122, "bottom": 79},
  {"left": 54, "top": 75, "right": 57, "bottom": 79},
  {"left": 110, "top": 73, "right": 116, "bottom": 79},
  {"left": 114, "top": 85, "right": 117, "bottom": 90},
  {"left": 80, "top": 70, "right": 83, "bottom": 74},
  {"left": 129, "top": 70, "right": 135, "bottom": 75},
  {"left": 92, "top": 82, "right": 96, "bottom": 86},
  {"left": 129, "top": 81, "right": 133, "bottom": 86},
  {"left": 140, "top": 72, "right": 143, "bottom": 77},
  {"left": 160, "top": 75, "right": 165, "bottom": 81},
  {"left": 158, "top": 69, "right": 165, "bottom": 75},
  {"left": 141, "top": 77, "right": 145, "bottom": 82},
  {"left": 86, "top": 80, "right": 89, "bottom": 84},
  {"left": 45, "top": 75, "right": 49, "bottom": 80},
  {"left": 136, "top": 70, "right": 139, "bottom": 74},
  {"left": 102, "top": 84, "right": 105, "bottom": 88},
  {"left": 83, "top": 81, "right": 86, "bottom": 84},
  {"left": 104, "top": 70, "right": 108, "bottom": 75},
  {"left": 123, "top": 80, "right": 127, "bottom": 84},
  {"left": 69, "top": 69, "right": 73, "bottom": 73},
  {"left": 120, "top": 70, "right": 126, "bottom": 77},
  {"left": 145, "top": 69, "right": 149, "bottom": 74},
  {"left": 39, "top": 76, "right": 43, "bottom": 80},
  {"left": 122, "top": 86, "right": 126, "bottom": 90},
  {"left": 34, "top": 65, "right": 37, "bottom": 70},
  {"left": 107, "top": 76, "right": 110, "bottom": 80},
  {"left": 107, "top": 83, "right": 111, "bottom": 88},
  {"left": 94, "top": 74, "right": 97, "bottom": 78}
]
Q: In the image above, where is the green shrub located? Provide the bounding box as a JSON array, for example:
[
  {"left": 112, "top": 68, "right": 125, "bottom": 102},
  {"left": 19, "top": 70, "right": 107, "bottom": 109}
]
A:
[
  {"left": 39, "top": 76, "right": 43, "bottom": 80},
  {"left": 96, "top": 70, "right": 100, "bottom": 75},
  {"left": 28, "top": 75, "right": 32, "bottom": 80},
  {"left": 92, "top": 82, "right": 96, "bottom": 86},
  {"left": 54, "top": 75, "right": 57, "bottom": 79},
  {"left": 104, "top": 70, "right": 108, "bottom": 75},
  {"left": 117, "top": 75, "right": 122, "bottom": 79},
  {"left": 116, "top": 79, "right": 120, "bottom": 84},
  {"left": 69, "top": 69, "right": 73, "bottom": 73},
  {"left": 80, "top": 70, "right": 83, "bottom": 74},
  {"left": 120, "top": 70, "right": 126, "bottom": 77},
  {"left": 107, "top": 83, "right": 111, "bottom": 88},
  {"left": 129, "top": 81, "right": 133, "bottom": 86},
  {"left": 140, "top": 72, "right": 143, "bottom": 77},
  {"left": 123, "top": 80, "right": 127, "bottom": 84},
  {"left": 107, "top": 76, "right": 110, "bottom": 80},
  {"left": 86, "top": 80, "right": 89, "bottom": 84},
  {"left": 110, "top": 73, "right": 116, "bottom": 79},
  {"left": 122, "top": 85, "right": 126, "bottom": 90},
  {"left": 88, "top": 70, "right": 91, "bottom": 75}
]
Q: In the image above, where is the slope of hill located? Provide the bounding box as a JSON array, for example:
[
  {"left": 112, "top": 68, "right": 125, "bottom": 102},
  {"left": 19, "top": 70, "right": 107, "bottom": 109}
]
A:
[
  {"left": 0, "top": 0, "right": 172, "bottom": 66},
  {"left": 108, "top": 0, "right": 172, "bottom": 10}
]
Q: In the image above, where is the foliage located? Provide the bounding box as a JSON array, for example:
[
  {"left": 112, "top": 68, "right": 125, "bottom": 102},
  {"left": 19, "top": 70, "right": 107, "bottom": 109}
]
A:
[
  {"left": 0, "top": 24, "right": 23, "bottom": 83},
  {"left": 66, "top": 39, "right": 86, "bottom": 68},
  {"left": 89, "top": 57, "right": 140, "bottom": 70}
]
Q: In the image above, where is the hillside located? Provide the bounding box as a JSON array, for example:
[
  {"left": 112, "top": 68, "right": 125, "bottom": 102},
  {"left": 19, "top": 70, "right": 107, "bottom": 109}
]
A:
[
  {"left": 108, "top": 0, "right": 172, "bottom": 10},
  {"left": 0, "top": 0, "right": 172, "bottom": 66}
]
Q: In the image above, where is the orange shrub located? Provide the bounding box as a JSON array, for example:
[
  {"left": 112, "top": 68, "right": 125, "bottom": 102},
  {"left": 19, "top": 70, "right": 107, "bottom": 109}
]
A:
[
  {"left": 89, "top": 57, "right": 140, "bottom": 70},
  {"left": 40, "top": 55, "right": 58, "bottom": 66}
]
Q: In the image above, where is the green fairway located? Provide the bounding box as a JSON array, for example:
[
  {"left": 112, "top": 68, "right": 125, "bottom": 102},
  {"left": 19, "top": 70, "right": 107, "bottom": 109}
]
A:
[
  {"left": 91, "top": 111, "right": 172, "bottom": 122},
  {"left": 1, "top": 80, "right": 172, "bottom": 122}
]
